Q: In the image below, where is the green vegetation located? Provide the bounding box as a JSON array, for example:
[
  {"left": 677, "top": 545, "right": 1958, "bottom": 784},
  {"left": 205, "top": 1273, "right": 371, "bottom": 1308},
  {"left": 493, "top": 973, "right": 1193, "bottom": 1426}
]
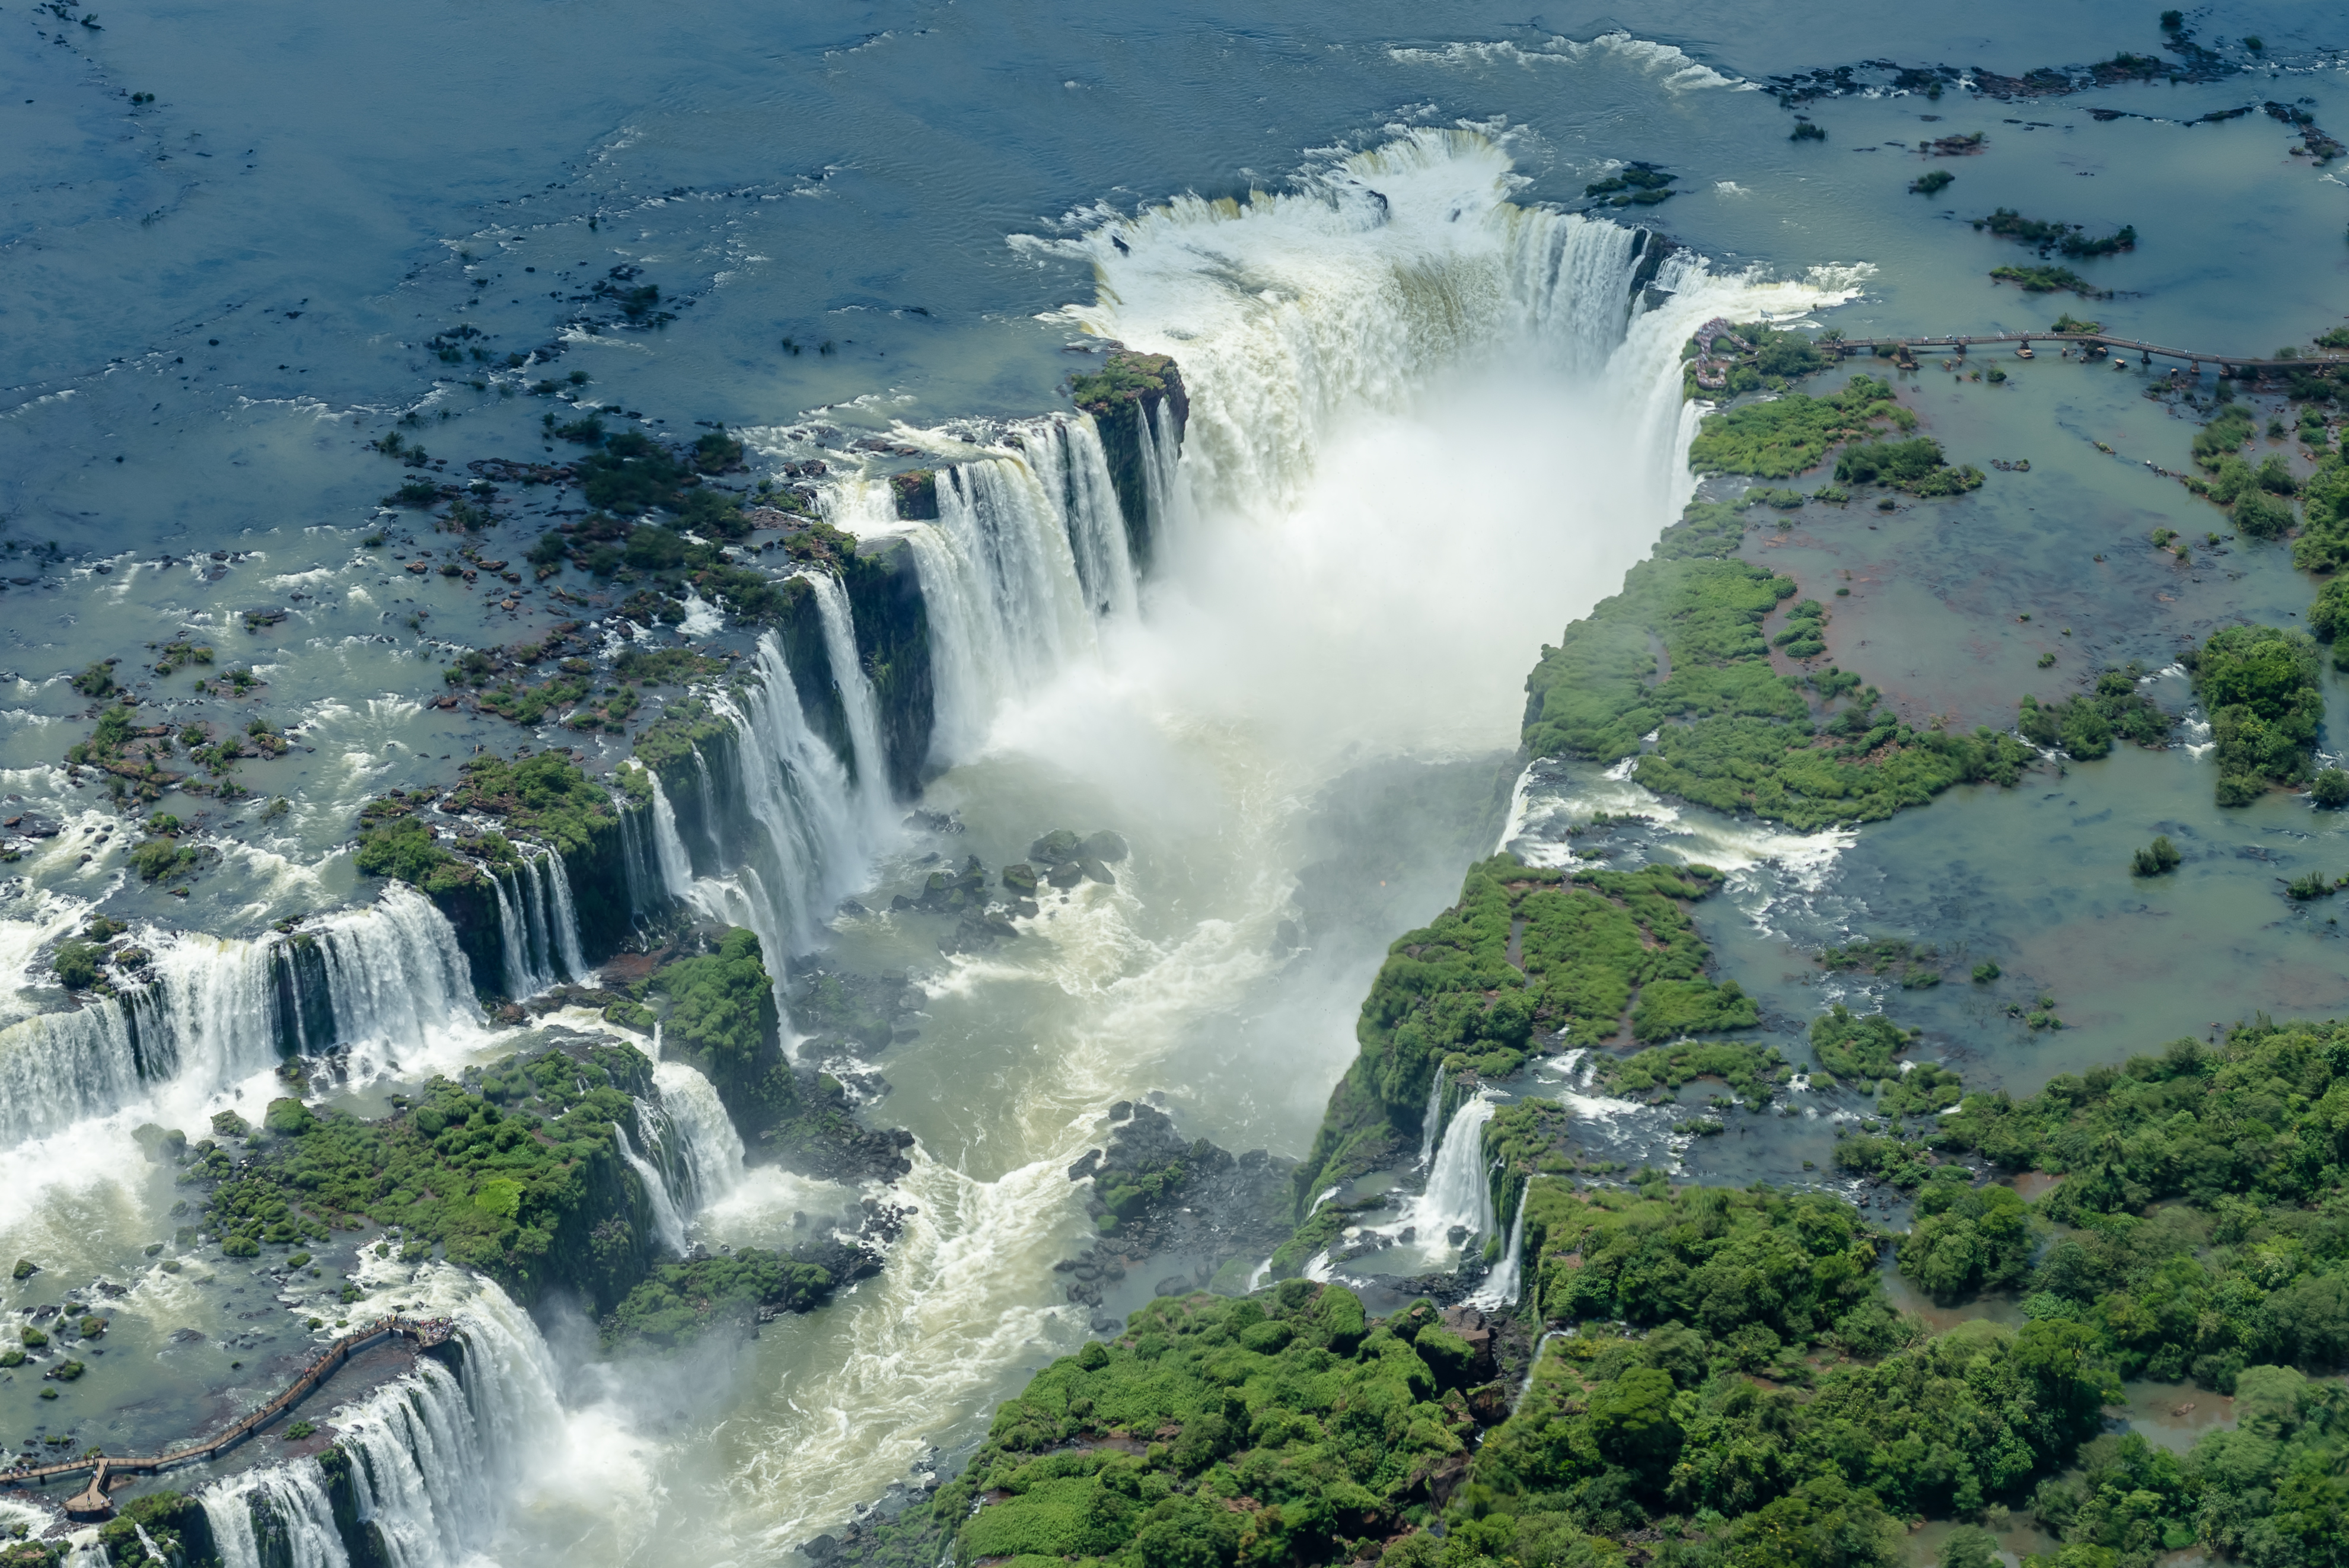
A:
[
  {"left": 2316, "top": 767, "right": 2349, "bottom": 808},
  {"left": 1072, "top": 352, "right": 1183, "bottom": 418},
  {"left": 442, "top": 750, "right": 615, "bottom": 858},
  {"left": 1680, "top": 321, "right": 1834, "bottom": 399},
  {"left": 1899, "top": 1171, "right": 2033, "bottom": 1304},
  {"left": 1687, "top": 374, "right": 1913, "bottom": 479},
  {"left": 1972, "top": 209, "right": 2137, "bottom": 258},
  {"left": 94, "top": 1492, "right": 204, "bottom": 1568},
  {"left": 1939, "top": 1017, "right": 2349, "bottom": 1403},
  {"left": 2186, "top": 624, "right": 2321, "bottom": 804},
  {"left": 1807, "top": 1003, "right": 1918, "bottom": 1083},
  {"left": 1832, "top": 436, "right": 1984, "bottom": 496},
  {"left": 1289, "top": 858, "right": 1751, "bottom": 1213},
  {"left": 52, "top": 939, "right": 103, "bottom": 990},
  {"left": 194, "top": 1045, "right": 656, "bottom": 1308},
  {"left": 1583, "top": 164, "right": 1675, "bottom": 206},
  {"left": 1602, "top": 1040, "right": 1790, "bottom": 1104},
  {"left": 1990, "top": 264, "right": 2108, "bottom": 297},
  {"left": 630, "top": 696, "right": 736, "bottom": 774},
  {"left": 2289, "top": 425, "right": 2349, "bottom": 572},
  {"left": 1909, "top": 169, "right": 1955, "bottom": 196},
  {"left": 2015, "top": 665, "right": 2173, "bottom": 758},
  {"left": 353, "top": 802, "right": 476, "bottom": 894},
  {"left": 1818, "top": 935, "right": 1942, "bottom": 989},
  {"left": 835, "top": 1282, "right": 1483, "bottom": 1568},
  {"left": 605, "top": 1248, "right": 839, "bottom": 1345},
  {"left": 1520, "top": 504, "right": 2032, "bottom": 830},
  {"left": 633, "top": 929, "right": 909, "bottom": 1177},
  {"left": 837, "top": 1198, "right": 2130, "bottom": 1568},
  {"left": 1489, "top": 1184, "right": 2115, "bottom": 1548},
  {"left": 129, "top": 834, "right": 203, "bottom": 883},
  {"left": 2131, "top": 835, "right": 2183, "bottom": 877}
]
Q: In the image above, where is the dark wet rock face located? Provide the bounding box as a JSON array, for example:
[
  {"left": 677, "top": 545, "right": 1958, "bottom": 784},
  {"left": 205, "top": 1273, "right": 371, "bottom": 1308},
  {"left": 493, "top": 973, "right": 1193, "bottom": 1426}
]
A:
[{"left": 1054, "top": 1102, "right": 1296, "bottom": 1315}]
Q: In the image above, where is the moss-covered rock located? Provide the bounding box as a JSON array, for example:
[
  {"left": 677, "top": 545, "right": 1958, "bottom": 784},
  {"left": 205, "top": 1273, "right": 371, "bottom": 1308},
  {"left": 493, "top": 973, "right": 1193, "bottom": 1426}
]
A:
[
  {"left": 1071, "top": 352, "right": 1187, "bottom": 573},
  {"left": 640, "top": 930, "right": 915, "bottom": 1183},
  {"left": 192, "top": 1038, "right": 659, "bottom": 1312}
]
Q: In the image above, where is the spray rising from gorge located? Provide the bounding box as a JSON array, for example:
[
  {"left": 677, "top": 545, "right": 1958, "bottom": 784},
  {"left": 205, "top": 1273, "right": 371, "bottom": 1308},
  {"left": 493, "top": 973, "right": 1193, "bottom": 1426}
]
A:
[{"left": 1, "top": 126, "right": 1863, "bottom": 1563}]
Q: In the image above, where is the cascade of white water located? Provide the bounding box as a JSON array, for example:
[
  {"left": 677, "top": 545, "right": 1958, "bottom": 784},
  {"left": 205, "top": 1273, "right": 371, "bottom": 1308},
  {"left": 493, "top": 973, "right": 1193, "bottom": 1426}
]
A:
[
  {"left": 1470, "top": 1192, "right": 1529, "bottom": 1310},
  {"left": 1134, "top": 395, "right": 1186, "bottom": 556},
  {"left": 689, "top": 746, "right": 726, "bottom": 866},
  {"left": 514, "top": 855, "right": 554, "bottom": 990},
  {"left": 543, "top": 846, "right": 587, "bottom": 981},
  {"left": 0, "top": 882, "right": 476, "bottom": 1145},
  {"left": 616, "top": 1118, "right": 688, "bottom": 1254},
  {"left": 198, "top": 1271, "right": 563, "bottom": 1568},
  {"left": 340, "top": 1357, "right": 492, "bottom": 1568},
  {"left": 721, "top": 630, "right": 880, "bottom": 954},
  {"left": 310, "top": 882, "right": 480, "bottom": 1063},
  {"left": 0, "top": 993, "right": 145, "bottom": 1147},
  {"left": 1035, "top": 416, "right": 1139, "bottom": 621},
  {"left": 1416, "top": 1065, "right": 1448, "bottom": 1169},
  {"left": 1059, "top": 126, "right": 1860, "bottom": 532},
  {"left": 905, "top": 444, "right": 1102, "bottom": 764},
  {"left": 646, "top": 773, "right": 697, "bottom": 900},
  {"left": 807, "top": 570, "right": 895, "bottom": 837},
  {"left": 202, "top": 1460, "right": 348, "bottom": 1568},
  {"left": 486, "top": 869, "right": 542, "bottom": 999},
  {"left": 1404, "top": 1091, "right": 1497, "bottom": 1250},
  {"left": 653, "top": 1057, "right": 745, "bottom": 1209}
]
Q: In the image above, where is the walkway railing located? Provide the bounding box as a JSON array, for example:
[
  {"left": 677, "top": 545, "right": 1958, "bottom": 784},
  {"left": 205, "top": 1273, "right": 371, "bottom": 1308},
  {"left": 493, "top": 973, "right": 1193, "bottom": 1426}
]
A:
[
  {"left": 1821, "top": 332, "right": 2349, "bottom": 374},
  {"left": 2, "top": 1316, "right": 455, "bottom": 1500}
]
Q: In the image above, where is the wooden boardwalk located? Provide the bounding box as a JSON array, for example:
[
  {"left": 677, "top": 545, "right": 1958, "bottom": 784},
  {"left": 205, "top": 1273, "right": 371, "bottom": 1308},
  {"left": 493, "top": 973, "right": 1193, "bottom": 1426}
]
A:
[
  {"left": 1, "top": 1316, "right": 455, "bottom": 1510},
  {"left": 1822, "top": 331, "right": 2349, "bottom": 374}
]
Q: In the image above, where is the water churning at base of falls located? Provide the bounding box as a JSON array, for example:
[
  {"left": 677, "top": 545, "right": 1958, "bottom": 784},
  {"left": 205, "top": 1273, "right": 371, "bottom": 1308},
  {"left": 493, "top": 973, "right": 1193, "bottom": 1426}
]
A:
[{"left": 1, "top": 122, "right": 1870, "bottom": 1568}]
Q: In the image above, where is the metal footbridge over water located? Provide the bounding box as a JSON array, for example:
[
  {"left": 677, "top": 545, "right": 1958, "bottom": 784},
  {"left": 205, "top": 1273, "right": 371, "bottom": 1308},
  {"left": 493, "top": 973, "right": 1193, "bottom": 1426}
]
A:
[{"left": 2, "top": 1315, "right": 457, "bottom": 1519}]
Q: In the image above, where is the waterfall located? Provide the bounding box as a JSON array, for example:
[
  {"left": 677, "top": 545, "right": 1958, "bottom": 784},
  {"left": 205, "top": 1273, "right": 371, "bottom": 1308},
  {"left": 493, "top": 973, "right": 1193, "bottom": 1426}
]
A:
[
  {"left": 1036, "top": 416, "right": 1139, "bottom": 620},
  {"left": 689, "top": 746, "right": 726, "bottom": 866},
  {"left": 1134, "top": 395, "right": 1184, "bottom": 558},
  {"left": 0, "top": 995, "right": 145, "bottom": 1148},
  {"left": 0, "top": 883, "right": 475, "bottom": 1147},
  {"left": 339, "top": 1358, "right": 491, "bottom": 1568},
  {"left": 715, "top": 630, "right": 882, "bottom": 955},
  {"left": 1403, "top": 1090, "right": 1497, "bottom": 1250},
  {"left": 543, "top": 847, "right": 587, "bottom": 981},
  {"left": 1416, "top": 1065, "right": 1448, "bottom": 1169},
  {"left": 197, "top": 1272, "right": 563, "bottom": 1568},
  {"left": 202, "top": 1461, "right": 346, "bottom": 1568},
  {"left": 647, "top": 773, "right": 697, "bottom": 901},
  {"left": 905, "top": 437, "right": 1106, "bottom": 764},
  {"left": 487, "top": 869, "right": 548, "bottom": 999},
  {"left": 1470, "top": 1193, "right": 1529, "bottom": 1310},
  {"left": 617, "top": 1118, "right": 688, "bottom": 1254},
  {"left": 515, "top": 855, "right": 553, "bottom": 990},
  {"left": 808, "top": 571, "right": 895, "bottom": 830},
  {"left": 310, "top": 882, "right": 481, "bottom": 1061},
  {"left": 653, "top": 1058, "right": 744, "bottom": 1209},
  {"left": 614, "top": 792, "right": 647, "bottom": 913}
]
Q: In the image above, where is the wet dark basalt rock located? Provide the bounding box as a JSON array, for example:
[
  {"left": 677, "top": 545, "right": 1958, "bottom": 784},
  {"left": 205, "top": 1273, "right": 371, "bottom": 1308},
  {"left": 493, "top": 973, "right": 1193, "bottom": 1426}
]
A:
[{"left": 1055, "top": 1102, "right": 1297, "bottom": 1311}]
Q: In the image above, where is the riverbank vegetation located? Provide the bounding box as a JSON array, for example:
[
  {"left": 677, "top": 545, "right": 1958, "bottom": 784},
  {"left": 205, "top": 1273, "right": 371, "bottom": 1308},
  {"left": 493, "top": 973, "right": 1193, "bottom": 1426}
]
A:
[
  {"left": 837, "top": 1183, "right": 2162, "bottom": 1568},
  {"left": 2016, "top": 665, "right": 2175, "bottom": 758},
  {"left": 1287, "top": 857, "right": 1753, "bottom": 1210},
  {"left": 2186, "top": 624, "right": 2321, "bottom": 804},
  {"left": 1520, "top": 504, "right": 2033, "bottom": 830},
  {"left": 1972, "top": 209, "right": 2138, "bottom": 257},
  {"left": 193, "top": 1042, "right": 657, "bottom": 1309},
  {"left": 1686, "top": 374, "right": 1911, "bottom": 478}
]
